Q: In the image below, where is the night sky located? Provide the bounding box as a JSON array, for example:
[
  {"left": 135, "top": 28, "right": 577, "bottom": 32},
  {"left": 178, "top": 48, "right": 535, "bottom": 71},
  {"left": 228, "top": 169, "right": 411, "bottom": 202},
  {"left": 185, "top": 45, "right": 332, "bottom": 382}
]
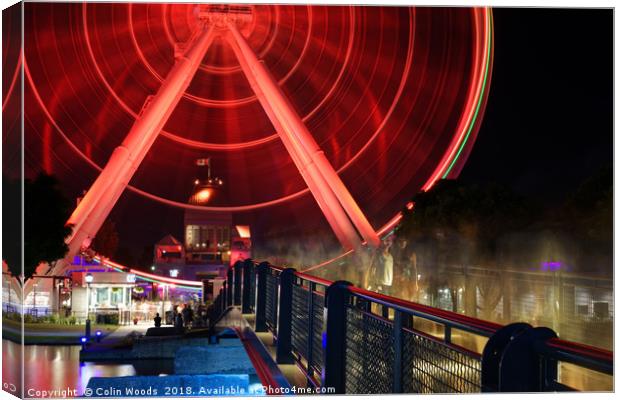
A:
[{"left": 459, "top": 8, "right": 613, "bottom": 204}]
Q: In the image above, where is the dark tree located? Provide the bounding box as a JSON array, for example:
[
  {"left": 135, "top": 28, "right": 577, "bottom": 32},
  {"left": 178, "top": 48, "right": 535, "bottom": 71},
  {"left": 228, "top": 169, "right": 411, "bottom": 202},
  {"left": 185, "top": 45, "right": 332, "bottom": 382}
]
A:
[
  {"left": 397, "top": 179, "right": 531, "bottom": 261},
  {"left": 91, "top": 219, "right": 119, "bottom": 258},
  {"left": 396, "top": 179, "right": 532, "bottom": 315},
  {"left": 2, "top": 176, "right": 21, "bottom": 277},
  {"left": 564, "top": 166, "right": 612, "bottom": 244},
  {"left": 19, "top": 173, "right": 73, "bottom": 280}
]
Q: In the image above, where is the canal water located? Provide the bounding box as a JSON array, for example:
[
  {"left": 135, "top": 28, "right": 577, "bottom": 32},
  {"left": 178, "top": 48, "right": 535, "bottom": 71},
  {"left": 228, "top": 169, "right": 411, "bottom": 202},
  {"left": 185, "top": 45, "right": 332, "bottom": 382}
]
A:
[{"left": 2, "top": 340, "right": 173, "bottom": 397}]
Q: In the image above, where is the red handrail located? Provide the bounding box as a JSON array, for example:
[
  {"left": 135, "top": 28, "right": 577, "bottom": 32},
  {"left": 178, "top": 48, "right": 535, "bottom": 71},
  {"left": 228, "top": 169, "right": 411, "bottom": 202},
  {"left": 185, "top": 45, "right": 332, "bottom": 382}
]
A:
[
  {"left": 546, "top": 338, "right": 613, "bottom": 363},
  {"left": 348, "top": 285, "right": 502, "bottom": 335},
  {"left": 267, "top": 262, "right": 611, "bottom": 368},
  {"left": 294, "top": 271, "right": 333, "bottom": 287}
]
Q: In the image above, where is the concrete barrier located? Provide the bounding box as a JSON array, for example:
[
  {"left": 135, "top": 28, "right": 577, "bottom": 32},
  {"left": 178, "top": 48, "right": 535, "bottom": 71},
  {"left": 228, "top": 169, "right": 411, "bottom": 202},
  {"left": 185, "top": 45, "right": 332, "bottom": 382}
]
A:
[
  {"left": 145, "top": 327, "right": 183, "bottom": 337},
  {"left": 81, "top": 337, "right": 212, "bottom": 361},
  {"left": 173, "top": 343, "right": 255, "bottom": 375}
]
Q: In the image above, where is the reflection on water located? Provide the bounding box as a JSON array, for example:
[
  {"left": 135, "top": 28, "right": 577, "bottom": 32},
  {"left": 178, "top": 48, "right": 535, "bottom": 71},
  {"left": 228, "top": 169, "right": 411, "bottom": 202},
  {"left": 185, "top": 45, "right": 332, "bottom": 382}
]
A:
[
  {"left": 2, "top": 338, "right": 22, "bottom": 397},
  {"left": 3, "top": 340, "right": 171, "bottom": 397}
]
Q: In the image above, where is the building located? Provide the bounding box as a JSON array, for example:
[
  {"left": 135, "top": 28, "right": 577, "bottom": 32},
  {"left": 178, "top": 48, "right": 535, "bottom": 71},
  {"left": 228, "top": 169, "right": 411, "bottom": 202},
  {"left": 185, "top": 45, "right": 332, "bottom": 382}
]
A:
[
  {"left": 152, "top": 159, "right": 252, "bottom": 281},
  {"left": 71, "top": 270, "right": 136, "bottom": 323}
]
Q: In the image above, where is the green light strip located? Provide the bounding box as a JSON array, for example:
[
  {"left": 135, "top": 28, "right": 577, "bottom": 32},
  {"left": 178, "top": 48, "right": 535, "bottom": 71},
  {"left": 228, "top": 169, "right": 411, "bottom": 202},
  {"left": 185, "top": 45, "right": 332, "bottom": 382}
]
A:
[{"left": 442, "top": 11, "right": 493, "bottom": 178}]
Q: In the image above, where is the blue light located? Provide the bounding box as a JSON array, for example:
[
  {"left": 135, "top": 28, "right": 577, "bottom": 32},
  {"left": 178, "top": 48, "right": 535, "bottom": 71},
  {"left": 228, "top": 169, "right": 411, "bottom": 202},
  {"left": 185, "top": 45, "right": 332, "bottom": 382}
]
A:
[
  {"left": 96, "top": 330, "right": 102, "bottom": 336},
  {"left": 80, "top": 337, "right": 87, "bottom": 343}
]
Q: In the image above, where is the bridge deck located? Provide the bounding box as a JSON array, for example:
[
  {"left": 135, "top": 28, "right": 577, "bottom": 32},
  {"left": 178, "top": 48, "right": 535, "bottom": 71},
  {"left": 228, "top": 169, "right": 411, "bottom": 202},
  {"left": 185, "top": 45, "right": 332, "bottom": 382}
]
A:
[{"left": 215, "top": 307, "right": 308, "bottom": 389}]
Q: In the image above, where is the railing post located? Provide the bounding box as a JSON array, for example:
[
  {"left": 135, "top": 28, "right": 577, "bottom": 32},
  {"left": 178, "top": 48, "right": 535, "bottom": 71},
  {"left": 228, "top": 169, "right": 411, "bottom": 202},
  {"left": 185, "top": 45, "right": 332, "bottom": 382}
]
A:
[
  {"left": 218, "top": 288, "right": 224, "bottom": 315},
  {"left": 306, "top": 281, "right": 316, "bottom": 382},
  {"left": 254, "top": 262, "right": 269, "bottom": 332},
  {"left": 233, "top": 260, "right": 243, "bottom": 306},
  {"left": 221, "top": 281, "right": 227, "bottom": 310},
  {"left": 392, "top": 310, "right": 404, "bottom": 393},
  {"left": 323, "top": 280, "right": 352, "bottom": 394},
  {"left": 276, "top": 267, "right": 296, "bottom": 364},
  {"left": 226, "top": 267, "right": 233, "bottom": 307},
  {"left": 482, "top": 323, "right": 557, "bottom": 392},
  {"left": 242, "top": 259, "right": 254, "bottom": 313}
]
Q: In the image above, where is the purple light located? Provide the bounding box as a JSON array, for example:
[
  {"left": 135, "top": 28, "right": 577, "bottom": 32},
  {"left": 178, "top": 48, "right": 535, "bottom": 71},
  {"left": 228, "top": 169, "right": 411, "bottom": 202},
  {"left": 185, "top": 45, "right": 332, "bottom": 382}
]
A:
[
  {"left": 80, "top": 337, "right": 87, "bottom": 343},
  {"left": 541, "top": 261, "right": 562, "bottom": 272},
  {"left": 95, "top": 331, "right": 102, "bottom": 336},
  {"left": 71, "top": 255, "right": 101, "bottom": 266}
]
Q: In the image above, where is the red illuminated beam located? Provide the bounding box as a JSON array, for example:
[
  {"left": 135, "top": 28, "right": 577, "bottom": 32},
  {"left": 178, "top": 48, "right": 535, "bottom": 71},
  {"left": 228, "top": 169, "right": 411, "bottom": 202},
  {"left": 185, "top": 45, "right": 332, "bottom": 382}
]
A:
[
  {"left": 226, "top": 26, "right": 359, "bottom": 250},
  {"left": 227, "top": 22, "right": 380, "bottom": 249},
  {"left": 62, "top": 23, "right": 217, "bottom": 269}
]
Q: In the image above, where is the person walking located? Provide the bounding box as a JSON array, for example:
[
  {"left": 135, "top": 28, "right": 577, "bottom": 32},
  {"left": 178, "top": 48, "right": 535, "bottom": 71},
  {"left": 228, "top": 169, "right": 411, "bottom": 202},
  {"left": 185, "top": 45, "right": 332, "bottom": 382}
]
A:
[
  {"left": 181, "top": 304, "right": 190, "bottom": 328},
  {"left": 185, "top": 305, "right": 194, "bottom": 329}
]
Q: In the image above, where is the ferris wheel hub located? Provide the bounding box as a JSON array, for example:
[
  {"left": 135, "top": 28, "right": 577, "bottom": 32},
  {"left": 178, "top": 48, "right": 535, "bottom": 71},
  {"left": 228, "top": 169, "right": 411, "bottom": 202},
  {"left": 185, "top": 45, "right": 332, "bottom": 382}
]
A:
[{"left": 196, "top": 4, "right": 254, "bottom": 30}]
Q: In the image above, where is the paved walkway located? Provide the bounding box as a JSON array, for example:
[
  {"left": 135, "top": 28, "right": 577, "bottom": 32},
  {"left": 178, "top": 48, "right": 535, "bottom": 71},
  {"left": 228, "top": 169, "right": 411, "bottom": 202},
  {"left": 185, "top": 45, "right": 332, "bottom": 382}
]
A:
[
  {"left": 216, "top": 307, "right": 308, "bottom": 389},
  {"left": 100, "top": 321, "right": 151, "bottom": 343},
  {"left": 215, "top": 307, "right": 251, "bottom": 329}
]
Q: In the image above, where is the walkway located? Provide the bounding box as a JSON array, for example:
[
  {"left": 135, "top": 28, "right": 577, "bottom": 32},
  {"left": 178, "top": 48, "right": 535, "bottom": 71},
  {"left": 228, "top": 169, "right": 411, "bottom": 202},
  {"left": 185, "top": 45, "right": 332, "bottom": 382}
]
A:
[
  {"left": 216, "top": 307, "right": 308, "bottom": 389},
  {"left": 99, "top": 320, "right": 151, "bottom": 344}
]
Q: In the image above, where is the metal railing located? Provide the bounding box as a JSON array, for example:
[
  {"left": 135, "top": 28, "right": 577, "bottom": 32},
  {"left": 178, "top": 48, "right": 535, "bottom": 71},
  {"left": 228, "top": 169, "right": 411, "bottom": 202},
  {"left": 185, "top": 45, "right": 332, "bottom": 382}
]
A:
[
  {"left": 207, "top": 280, "right": 228, "bottom": 329},
  {"left": 224, "top": 260, "right": 613, "bottom": 393}
]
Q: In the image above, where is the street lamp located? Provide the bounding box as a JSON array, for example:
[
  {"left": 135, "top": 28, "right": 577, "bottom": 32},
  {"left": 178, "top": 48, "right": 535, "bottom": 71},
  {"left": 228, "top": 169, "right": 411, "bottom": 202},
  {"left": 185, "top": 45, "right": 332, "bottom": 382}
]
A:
[
  {"left": 126, "top": 274, "right": 136, "bottom": 326},
  {"left": 33, "top": 283, "right": 38, "bottom": 317},
  {"left": 85, "top": 273, "right": 94, "bottom": 340}
]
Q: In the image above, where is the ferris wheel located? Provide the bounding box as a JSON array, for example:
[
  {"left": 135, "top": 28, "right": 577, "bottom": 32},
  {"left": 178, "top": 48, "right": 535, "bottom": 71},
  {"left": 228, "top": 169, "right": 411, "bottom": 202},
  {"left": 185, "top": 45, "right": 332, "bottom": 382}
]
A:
[{"left": 12, "top": 3, "right": 493, "bottom": 275}]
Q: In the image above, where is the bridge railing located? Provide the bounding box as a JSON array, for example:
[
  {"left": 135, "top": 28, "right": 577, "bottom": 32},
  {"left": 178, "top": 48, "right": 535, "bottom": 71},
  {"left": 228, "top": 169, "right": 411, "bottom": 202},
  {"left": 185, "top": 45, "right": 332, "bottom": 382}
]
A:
[{"left": 226, "top": 260, "right": 613, "bottom": 394}]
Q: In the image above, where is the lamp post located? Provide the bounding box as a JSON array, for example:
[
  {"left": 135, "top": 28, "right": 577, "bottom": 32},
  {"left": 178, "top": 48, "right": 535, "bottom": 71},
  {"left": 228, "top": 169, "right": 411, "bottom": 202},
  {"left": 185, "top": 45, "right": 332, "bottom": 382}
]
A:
[
  {"left": 161, "top": 284, "right": 168, "bottom": 324},
  {"left": 33, "top": 283, "right": 37, "bottom": 317},
  {"left": 126, "top": 274, "right": 136, "bottom": 326},
  {"left": 85, "top": 273, "right": 94, "bottom": 340}
]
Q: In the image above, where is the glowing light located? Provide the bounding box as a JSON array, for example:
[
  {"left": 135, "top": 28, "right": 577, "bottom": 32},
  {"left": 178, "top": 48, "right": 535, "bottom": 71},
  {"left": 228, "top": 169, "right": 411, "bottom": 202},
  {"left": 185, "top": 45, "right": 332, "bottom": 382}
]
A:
[
  {"left": 542, "top": 261, "right": 563, "bottom": 272},
  {"left": 423, "top": 8, "right": 493, "bottom": 189},
  {"left": 235, "top": 225, "right": 251, "bottom": 238},
  {"left": 195, "top": 188, "right": 212, "bottom": 203}
]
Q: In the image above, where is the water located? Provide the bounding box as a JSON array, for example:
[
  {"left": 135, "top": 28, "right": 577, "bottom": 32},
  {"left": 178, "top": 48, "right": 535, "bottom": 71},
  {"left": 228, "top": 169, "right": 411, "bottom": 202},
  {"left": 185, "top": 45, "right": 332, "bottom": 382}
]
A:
[
  {"left": 3, "top": 340, "right": 266, "bottom": 397},
  {"left": 2, "top": 340, "right": 172, "bottom": 397}
]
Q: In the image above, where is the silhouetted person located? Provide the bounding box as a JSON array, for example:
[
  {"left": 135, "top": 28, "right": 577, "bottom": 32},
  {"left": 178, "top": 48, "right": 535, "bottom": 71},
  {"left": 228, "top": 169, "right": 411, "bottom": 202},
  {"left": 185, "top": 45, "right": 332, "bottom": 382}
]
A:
[
  {"left": 154, "top": 313, "right": 162, "bottom": 328},
  {"left": 174, "top": 312, "right": 184, "bottom": 332},
  {"left": 182, "top": 304, "right": 194, "bottom": 328}
]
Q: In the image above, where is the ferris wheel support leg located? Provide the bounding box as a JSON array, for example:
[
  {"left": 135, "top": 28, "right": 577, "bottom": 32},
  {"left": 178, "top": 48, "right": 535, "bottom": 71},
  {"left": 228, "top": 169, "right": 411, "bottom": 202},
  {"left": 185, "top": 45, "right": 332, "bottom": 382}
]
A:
[
  {"left": 226, "top": 29, "right": 359, "bottom": 251},
  {"left": 62, "top": 24, "right": 217, "bottom": 267},
  {"left": 227, "top": 22, "right": 381, "bottom": 249}
]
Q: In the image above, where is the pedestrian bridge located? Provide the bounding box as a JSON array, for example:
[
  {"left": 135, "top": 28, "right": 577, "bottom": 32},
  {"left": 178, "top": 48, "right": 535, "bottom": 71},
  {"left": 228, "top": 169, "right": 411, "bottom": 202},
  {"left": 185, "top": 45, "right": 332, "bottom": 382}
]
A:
[{"left": 201, "top": 259, "right": 613, "bottom": 394}]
